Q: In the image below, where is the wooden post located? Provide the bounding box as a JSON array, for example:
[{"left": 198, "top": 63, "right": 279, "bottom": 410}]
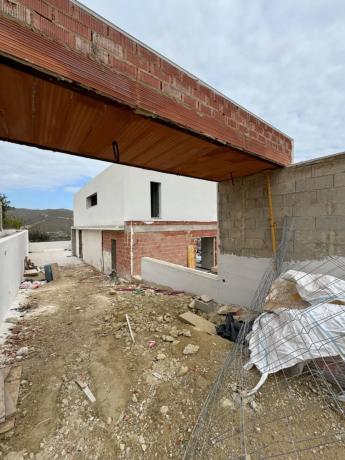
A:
[{"left": 187, "top": 244, "right": 196, "bottom": 269}]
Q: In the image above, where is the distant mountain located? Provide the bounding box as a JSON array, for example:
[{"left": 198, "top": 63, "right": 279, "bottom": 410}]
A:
[{"left": 8, "top": 208, "right": 73, "bottom": 240}]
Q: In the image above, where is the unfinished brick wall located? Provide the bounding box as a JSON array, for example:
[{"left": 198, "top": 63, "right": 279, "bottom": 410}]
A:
[
  {"left": 219, "top": 152, "right": 345, "bottom": 260},
  {"left": 132, "top": 229, "right": 217, "bottom": 275},
  {"left": 102, "top": 230, "right": 131, "bottom": 277},
  {"left": 0, "top": 0, "right": 292, "bottom": 165},
  {"left": 102, "top": 227, "right": 217, "bottom": 277}
]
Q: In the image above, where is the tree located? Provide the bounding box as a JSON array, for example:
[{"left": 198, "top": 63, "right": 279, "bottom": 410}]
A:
[
  {"left": 0, "top": 193, "right": 11, "bottom": 222},
  {"left": 0, "top": 194, "right": 23, "bottom": 229}
]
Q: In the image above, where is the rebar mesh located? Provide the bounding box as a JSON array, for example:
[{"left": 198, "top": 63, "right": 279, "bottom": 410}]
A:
[{"left": 184, "top": 218, "right": 345, "bottom": 459}]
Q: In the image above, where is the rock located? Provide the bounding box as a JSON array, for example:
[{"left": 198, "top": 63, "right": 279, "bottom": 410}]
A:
[
  {"left": 181, "top": 329, "right": 191, "bottom": 337},
  {"left": 183, "top": 344, "right": 199, "bottom": 355},
  {"left": 162, "top": 335, "right": 174, "bottom": 342},
  {"left": 177, "top": 365, "right": 189, "bottom": 376},
  {"left": 5, "top": 452, "right": 25, "bottom": 460},
  {"left": 217, "top": 305, "right": 241, "bottom": 315},
  {"left": 16, "top": 347, "right": 28, "bottom": 356},
  {"left": 201, "top": 294, "right": 213, "bottom": 303},
  {"left": 109, "top": 290, "right": 117, "bottom": 295},
  {"left": 195, "top": 299, "right": 218, "bottom": 314},
  {"left": 160, "top": 405, "right": 169, "bottom": 415},
  {"left": 189, "top": 299, "right": 196, "bottom": 309},
  {"left": 169, "top": 327, "right": 179, "bottom": 338},
  {"left": 249, "top": 400, "right": 258, "bottom": 412},
  {"left": 156, "top": 353, "right": 166, "bottom": 360},
  {"left": 132, "top": 394, "right": 138, "bottom": 403},
  {"left": 120, "top": 443, "right": 125, "bottom": 452},
  {"left": 107, "top": 416, "right": 112, "bottom": 425},
  {"left": 220, "top": 398, "right": 234, "bottom": 409}
]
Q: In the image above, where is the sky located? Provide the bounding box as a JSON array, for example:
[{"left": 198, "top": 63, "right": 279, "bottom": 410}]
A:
[{"left": 1, "top": 0, "right": 345, "bottom": 209}]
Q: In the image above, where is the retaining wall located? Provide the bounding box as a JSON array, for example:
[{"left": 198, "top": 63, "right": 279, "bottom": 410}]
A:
[{"left": 0, "top": 230, "right": 28, "bottom": 322}]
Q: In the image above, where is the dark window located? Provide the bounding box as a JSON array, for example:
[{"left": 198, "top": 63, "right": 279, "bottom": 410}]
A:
[
  {"left": 150, "top": 182, "right": 161, "bottom": 218},
  {"left": 86, "top": 193, "right": 98, "bottom": 208}
]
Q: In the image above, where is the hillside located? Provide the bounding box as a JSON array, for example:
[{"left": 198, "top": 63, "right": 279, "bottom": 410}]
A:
[{"left": 8, "top": 208, "right": 73, "bottom": 240}]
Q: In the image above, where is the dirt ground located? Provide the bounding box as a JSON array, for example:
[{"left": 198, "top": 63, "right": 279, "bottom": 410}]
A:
[
  {"left": 0, "top": 263, "right": 345, "bottom": 460},
  {"left": 0, "top": 263, "right": 231, "bottom": 459}
]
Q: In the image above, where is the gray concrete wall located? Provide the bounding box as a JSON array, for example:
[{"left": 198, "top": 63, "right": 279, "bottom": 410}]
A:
[
  {"left": 219, "top": 152, "right": 345, "bottom": 261},
  {"left": 218, "top": 152, "right": 345, "bottom": 306}
]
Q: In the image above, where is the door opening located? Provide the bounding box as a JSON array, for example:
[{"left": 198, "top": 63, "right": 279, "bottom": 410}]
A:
[
  {"left": 78, "top": 230, "right": 83, "bottom": 258},
  {"left": 111, "top": 239, "right": 117, "bottom": 274}
]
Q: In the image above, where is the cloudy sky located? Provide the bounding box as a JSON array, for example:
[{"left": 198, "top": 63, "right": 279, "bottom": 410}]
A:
[{"left": 1, "top": 0, "right": 345, "bottom": 209}]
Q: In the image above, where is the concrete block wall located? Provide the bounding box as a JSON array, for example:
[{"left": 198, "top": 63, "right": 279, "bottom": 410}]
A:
[
  {"left": 0, "top": 0, "right": 292, "bottom": 165},
  {"left": 219, "top": 152, "right": 345, "bottom": 261}
]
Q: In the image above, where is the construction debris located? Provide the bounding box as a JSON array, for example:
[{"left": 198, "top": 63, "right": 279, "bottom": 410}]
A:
[
  {"left": 0, "top": 365, "right": 22, "bottom": 434},
  {"left": 75, "top": 379, "right": 96, "bottom": 403},
  {"left": 183, "top": 344, "right": 200, "bottom": 355},
  {"left": 179, "top": 312, "right": 216, "bottom": 335},
  {"left": 194, "top": 297, "right": 218, "bottom": 314},
  {"left": 125, "top": 314, "right": 135, "bottom": 343}
]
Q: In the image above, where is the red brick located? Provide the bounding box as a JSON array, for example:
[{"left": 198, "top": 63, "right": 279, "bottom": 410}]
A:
[
  {"left": 53, "top": 9, "right": 90, "bottom": 40},
  {"left": 32, "top": 12, "right": 74, "bottom": 47},
  {"left": 138, "top": 70, "right": 161, "bottom": 90}
]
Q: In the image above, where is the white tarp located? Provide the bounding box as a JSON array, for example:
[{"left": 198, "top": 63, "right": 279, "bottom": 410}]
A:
[
  {"left": 247, "top": 303, "right": 345, "bottom": 374},
  {"left": 281, "top": 269, "right": 345, "bottom": 305},
  {"left": 247, "top": 270, "right": 345, "bottom": 375}
]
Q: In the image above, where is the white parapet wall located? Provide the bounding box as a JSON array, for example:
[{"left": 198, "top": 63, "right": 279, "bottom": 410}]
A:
[
  {"left": 0, "top": 230, "right": 28, "bottom": 323},
  {"left": 141, "top": 257, "right": 220, "bottom": 299}
]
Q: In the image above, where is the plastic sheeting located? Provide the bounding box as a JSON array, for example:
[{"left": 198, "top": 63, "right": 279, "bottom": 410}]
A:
[
  {"left": 247, "top": 303, "right": 345, "bottom": 374},
  {"left": 282, "top": 269, "right": 345, "bottom": 305},
  {"left": 247, "top": 270, "right": 345, "bottom": 375}
]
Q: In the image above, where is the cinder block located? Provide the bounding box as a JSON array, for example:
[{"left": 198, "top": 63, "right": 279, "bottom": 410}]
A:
[
  {"left": 311, "top": 156, "right": 345, "bottom": 177},
  {"left": 317, "top": 187, "right": 345, "bottom": 203},
  {"left": 296, "top": 175, "right": 333, "bottom": 192},
  {"left": 244, "top": 238, "right": 265, "bottom": 250},
  {"left": 284, "top": 190, "right": 317, "bottom": 207},
  {"left": 293, "top": 216, "right": 316, "bottom": 230},
  {"left": 334, "top": 173, "right": 345, "bottom": 188},
  {"left": 271, "top": 181, "right": 295, "bottom": 195},
  {"left": 316, "top": 215, "right": 345, "bottom": 231},
  {"left": 292, "top": 202, "right": 330, "bottom": 217}
]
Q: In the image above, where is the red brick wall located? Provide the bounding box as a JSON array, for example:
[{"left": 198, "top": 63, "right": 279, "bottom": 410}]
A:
[
  {"left": 0, "top": 0, "right": 292, "bottom": 165},
  {"left": 133, "top": 229, "right": 217, "bottom": 275},
  {"left": 102, "top": 230, "right": 131, "bottom": 278},
  {"left": 102, "top": 228, "right": 217, "bottom": 277}
]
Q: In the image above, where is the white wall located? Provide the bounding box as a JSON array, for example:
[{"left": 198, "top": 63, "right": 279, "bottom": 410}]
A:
[
  {"left": 81, "top": 230, "right": 103, "bottom": 271},
  {"left": 124, "top": 167, "right": 217, "bottom": 222},
  {"left": 73, "top": 166, "right": 125, "bottom": 227},
  {"left": 73, "top": 164, "right": 217, "bottom": 227},
  {"left": 142, "top": 255, "right": 272, "bottom": 306},
  {"left": 0, "top": 230, "right": 28, "bottom": 322},
  {"left": 142, "top": 257, "right": 220, "bottom": 298}
]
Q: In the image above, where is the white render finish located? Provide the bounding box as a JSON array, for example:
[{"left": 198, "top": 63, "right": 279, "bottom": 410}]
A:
[
  {"left": 0, "top": 230, "right": 28, "bottom": 322},
  {"left": 80, "top": 230, "right": 103, "bottom": 271},
  {"left": 141, "top": 257, "right": 220, "bottom": 299},
  {"left": 73, "top": 164, "right": 217, "bottom": 227}
]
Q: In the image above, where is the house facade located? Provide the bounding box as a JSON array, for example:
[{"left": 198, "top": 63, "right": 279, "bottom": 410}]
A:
[{"left": 72, "top": 165, "right": 217, "bottom": 278}]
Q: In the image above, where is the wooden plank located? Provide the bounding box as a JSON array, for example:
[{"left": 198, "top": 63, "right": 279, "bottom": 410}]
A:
[
  {"left": 50, "top": 263, "right": 60, "bottom": 281},
  {"left": 4, "top": 365, "right": 22, "bottom": 419},
  {"left": 179, "top": 312, "right": 216, "bottom": 335},
  {"left": 0, "top": 368, "right": 10, "bottom": 423}
]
